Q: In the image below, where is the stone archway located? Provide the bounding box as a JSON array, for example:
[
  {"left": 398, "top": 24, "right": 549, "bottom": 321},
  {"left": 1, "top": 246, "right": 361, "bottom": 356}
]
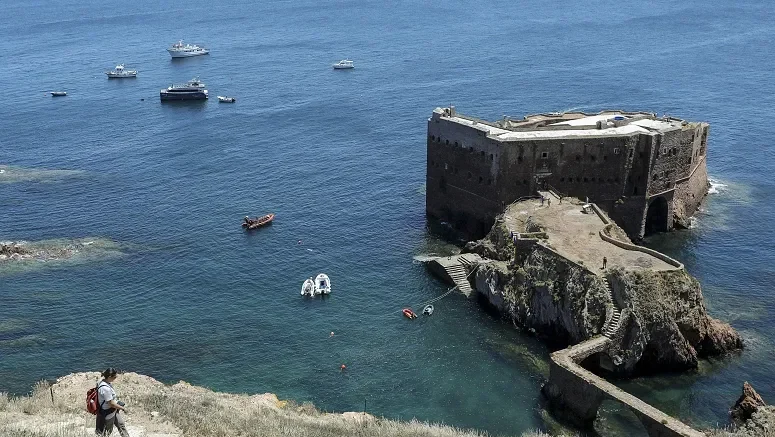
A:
[{"left": 645, "top": 197, "right": 668, "bottom": 235}]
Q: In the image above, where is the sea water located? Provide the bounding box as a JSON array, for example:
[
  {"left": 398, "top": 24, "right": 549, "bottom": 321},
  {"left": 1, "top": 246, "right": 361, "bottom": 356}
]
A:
[{"left": 1, "top": 0, "right": 774, "bottom": 435}]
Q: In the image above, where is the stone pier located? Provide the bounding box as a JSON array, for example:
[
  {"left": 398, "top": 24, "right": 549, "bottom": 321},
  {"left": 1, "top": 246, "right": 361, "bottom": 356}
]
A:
[{"left": 543, "top": 336, "right": 704, "bottom": 437}]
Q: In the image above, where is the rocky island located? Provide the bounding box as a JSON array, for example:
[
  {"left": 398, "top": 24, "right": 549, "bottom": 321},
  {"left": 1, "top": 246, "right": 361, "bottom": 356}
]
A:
[{"left": 427, "top": 193, "right": 743, "bottom": 436}]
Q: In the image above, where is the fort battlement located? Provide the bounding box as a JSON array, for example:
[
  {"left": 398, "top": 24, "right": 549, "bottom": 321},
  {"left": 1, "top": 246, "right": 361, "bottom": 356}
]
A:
[{"left": 426, "top": 106, "right": 709, "bottom": 239}]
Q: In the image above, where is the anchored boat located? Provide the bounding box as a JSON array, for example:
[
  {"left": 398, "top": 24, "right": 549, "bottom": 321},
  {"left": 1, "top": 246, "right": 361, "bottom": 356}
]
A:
[
  {"left": 50, "top": 91, "right": 67, "bottom": 97},
  {"left": 217, "top": 96, "right": 236, "bottom": 103},
  {"left": 332, "top": 60, "right": 354, "bottom": 69},
  {"left": 402, "top": 308, "right": 417, "bottom": 319},
  {"left": 242, "top": 213, "right": 275, "bottom": 230},
  {"left": 160, "top": 77, "right": 208, "bottom": 101},
  {"left": 314, "top": 273, "right": 331, "bottom": 295},
  {"left": 301, "top": 278, "right": 315, "bottom": 297},
  {"left": 422, "top": 305, "right": 434, "bottom": 316},
  {"left": 167, "top": 40, "right": 209, "bottom": 58},
  {"left": 106, "top": 64, "right": 137, "bottom": 78}
]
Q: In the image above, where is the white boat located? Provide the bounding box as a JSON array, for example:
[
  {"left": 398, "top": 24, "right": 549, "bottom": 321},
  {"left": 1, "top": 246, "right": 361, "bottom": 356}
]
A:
[
  {"left": 50, "top": 91, "right": 67, "bottom": 97},
  {"left": 332, "top": 60, "right": 354, "bottom": 70},
  {"left": 423, "top": 305, "right": 434, "bottom": 316},
  {"left": 301, "top": 278, "right": 315, "bottom": 296},
  {"left": 167, "top": 40, "right": 209, "bottom": 58},
  {"left": 106, "top": 64, "right": 137, "bottom": 78},
  {"left": 314, "top": 273, "right": 331, "bottom": 295},
  {"left": 217, "top": 96, "right": 236, "bottom": 103}
]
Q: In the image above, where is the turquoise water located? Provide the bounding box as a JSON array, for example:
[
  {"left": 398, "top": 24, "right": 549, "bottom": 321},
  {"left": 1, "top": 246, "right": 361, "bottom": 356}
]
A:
[{"left": 1, "top": 0, "right": 774, "bottom": 435}]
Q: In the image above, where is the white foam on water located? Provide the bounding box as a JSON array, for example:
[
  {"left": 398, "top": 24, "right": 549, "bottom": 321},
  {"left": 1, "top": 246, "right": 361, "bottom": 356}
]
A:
[
  {"left": 708, "top": 179, "right": 727, "bottom": 194},
  {"left": 412, "top": 253, "right": 439, "bottom": 263}
]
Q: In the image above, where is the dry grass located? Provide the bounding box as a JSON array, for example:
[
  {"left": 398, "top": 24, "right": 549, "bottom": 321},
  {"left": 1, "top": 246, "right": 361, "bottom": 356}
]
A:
[{"left": 0, "top": 373, "right": 558, "bottom": 437}]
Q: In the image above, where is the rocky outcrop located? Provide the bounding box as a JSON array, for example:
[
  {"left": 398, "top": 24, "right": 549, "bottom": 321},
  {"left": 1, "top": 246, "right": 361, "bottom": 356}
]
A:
[
  {"left": 731, "top": 382, "right": 767, "bottom": 425},
  {"left": 726, "top": 406, "right": 775, "bottom": 437},
  {"left": 606, "top": 268, "right": 743, "bottom": 374},
  {"left": 0, "top": 238, "right": 122, "bottom": 265},
  {"left": 464, "top": 211, "right": 742, "bottom": 375}
]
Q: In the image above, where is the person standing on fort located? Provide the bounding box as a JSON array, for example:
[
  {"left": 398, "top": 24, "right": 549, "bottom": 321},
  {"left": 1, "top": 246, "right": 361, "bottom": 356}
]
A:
[
  {"left": 602, "top": 257, "right": 608, "bottom": 270},
  {"left": 95, "top": 368, "right": 130, "bottom": 437}
]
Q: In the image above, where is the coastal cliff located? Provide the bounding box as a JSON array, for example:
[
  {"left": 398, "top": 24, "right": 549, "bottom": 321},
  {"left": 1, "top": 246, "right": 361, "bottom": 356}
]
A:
[
  {"left": 1, "top": 372, "right": 536, "bottom": 437},
  {"left": 463, "top": 204, "right": 742, "bottom": 375}
]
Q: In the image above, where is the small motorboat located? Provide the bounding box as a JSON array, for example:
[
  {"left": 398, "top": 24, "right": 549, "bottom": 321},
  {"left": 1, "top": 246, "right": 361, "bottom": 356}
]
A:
[
  {"left": 51, "top": 91, "right": 67, "bottom": 97},
  {"left": 242, "top": 213, "right": 275, "bottom": 230},
  {"left": 217, "top": 96, "right": 236, "bottom": 103},
  {"left": 301, "top": 278, "right": 315, "bottom": 296},
  {"left": 422, "top": 305, "right": 434, "bottom": 316},
  {"left": 106, "top": 64, "right": 138, "bottom": 78},
  {"left": 333, "top": 60, "right": 354, "bottom": 70},
  {"left": 402, "top": 308, "right": 417, "bottom": 319},
  {"left": 314, "top": 273, "right": 331, "bottom": 295}
]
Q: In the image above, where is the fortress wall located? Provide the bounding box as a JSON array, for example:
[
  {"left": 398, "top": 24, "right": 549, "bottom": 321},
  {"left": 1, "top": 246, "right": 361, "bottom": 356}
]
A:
[
  {"left": 426, "top": 109, "right": 710, "bottom": 240},
  {"left": 501, "top": 135, "right": 637, "bottom": 202},
  {"left": 427, "top": 116, "right": 506, "bottom": 237},
  {"left": 672, "top": 156, "right": 709, "bottom": 228},
  {"left": 646, "top": 128, "right": 683, "bottom": 197}
]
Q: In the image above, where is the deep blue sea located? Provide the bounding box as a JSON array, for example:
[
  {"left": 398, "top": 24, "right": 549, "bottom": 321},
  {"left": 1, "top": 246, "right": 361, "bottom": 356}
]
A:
[{"left": 1, "top": 0, "right": 774, "bottom": 435}]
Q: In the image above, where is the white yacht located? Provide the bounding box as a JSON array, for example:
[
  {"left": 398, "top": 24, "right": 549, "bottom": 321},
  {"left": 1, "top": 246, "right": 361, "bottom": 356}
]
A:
[
  {"left": 314, "top": 273, "right": 331, "bottom": 295},
  {"left": 167, "top": 40, "right": 209, "bottom": 58},
  {"left": 332, "top": 60, "right": 354, "bottom": 70},
  {"left": 217, "top": 96, "right": 236, "bottom": 103},
  {"left": 106, "top": 64, "right": 137, "bottom": 78}
]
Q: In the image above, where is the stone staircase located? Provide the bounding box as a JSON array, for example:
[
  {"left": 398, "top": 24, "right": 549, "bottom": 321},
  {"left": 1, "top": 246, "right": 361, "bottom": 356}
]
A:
[
  {"left": 444, "top": 256, "right": 474, "bottom": 294},
  {"left": 602, "top": 277, "right": 622, "bottom": 338}
]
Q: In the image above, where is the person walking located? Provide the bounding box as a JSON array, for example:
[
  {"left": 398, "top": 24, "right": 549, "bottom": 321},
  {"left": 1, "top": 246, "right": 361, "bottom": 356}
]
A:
[
  {"left": 602, "top": 257, "right": 608, "bottom": 270},
  {"left": 95, "top": 368, "right": 129, "bottom": 437}
]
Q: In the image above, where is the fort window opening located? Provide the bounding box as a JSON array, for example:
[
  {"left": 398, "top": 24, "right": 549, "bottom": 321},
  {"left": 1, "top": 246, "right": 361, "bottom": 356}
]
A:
[
  {"left": 429, "top": 135, "right": 434, "bottom": 141},
  {"left": 487, "top": 179, "right": 492, "bottom": 185},
  {"left": 639, "top": 152, "right": 644, "bottom": 159},
  {"left": 591, "top": 177, "right": 595, "bottom": 182},
  {"left": 576, "top": 177, "right": 581, "bottom": 182},
  {"left": 469, "top": 147, "right": 474, "bottom": 152},
  {"left": 480, "top": 151, "right": 485, "bottom": 158},
  {"left": 478, "top": 176, "right": 483, "bottom": 184},
  {"left": 518, "top": 156, "right": 523, "bottom": 163},
  {"left": 575, "top": 155, "right": 581, "bottom": 161},
  {"left": 560, "top": 177, "right": 565, "bottom": 182},
  {"left": 541, "top": 152, "right": 548, "bottom": 159},
  {"left": 629, "top": 149, "right": 633, "bottom": 159},
  {"left": 490, "top": 154, "right": 494, "bottom": 161},
  {"left": 445, "top": 140, "right": 449, "bottom": 145},
  {"left": 614, "top": 177, "right": 619, "bottom": 183},
  {"left": 607, "top": 178, "right": 613, "bottom": 183},
  {"left": 614, "top": 148, "right": 620, "bottom": 155},
  {"left": 523, "top": 179, "right": 527, "bottom": 185},
  {"left": 454, "top": 141, "right": 459, "bottom": 147},
  {"left": 584, "top": 177, "right": 588, "bottom": 183},
  {"left": 590, "top": 155, "right": 596, "bottom": 161},
  {"left": 603, "top": 155, "right": 608, "bottom": 161},
  {"left": 653, "top": 174, "right": 658, "bottom": 181}
]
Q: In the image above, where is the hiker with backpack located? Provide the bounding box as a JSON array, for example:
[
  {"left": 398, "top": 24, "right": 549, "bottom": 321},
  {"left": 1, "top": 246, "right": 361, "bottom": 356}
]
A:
[{"left": 92, "top": 367, "right": 130, "bottom": 436}]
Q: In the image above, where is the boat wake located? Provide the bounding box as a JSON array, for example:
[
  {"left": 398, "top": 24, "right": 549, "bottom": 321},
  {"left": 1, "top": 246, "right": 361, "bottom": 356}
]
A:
[{"left": 0, "top": 165, "right": 84, "bottom": 184}]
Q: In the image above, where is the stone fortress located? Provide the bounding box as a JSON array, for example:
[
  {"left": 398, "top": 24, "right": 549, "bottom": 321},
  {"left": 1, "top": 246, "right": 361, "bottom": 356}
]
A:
[
  {"left": 426, "top": 106, "right": 709, "bottom": 239},
  {"left": 423, "top": 106, "right": 747, "bottom": 436}
]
